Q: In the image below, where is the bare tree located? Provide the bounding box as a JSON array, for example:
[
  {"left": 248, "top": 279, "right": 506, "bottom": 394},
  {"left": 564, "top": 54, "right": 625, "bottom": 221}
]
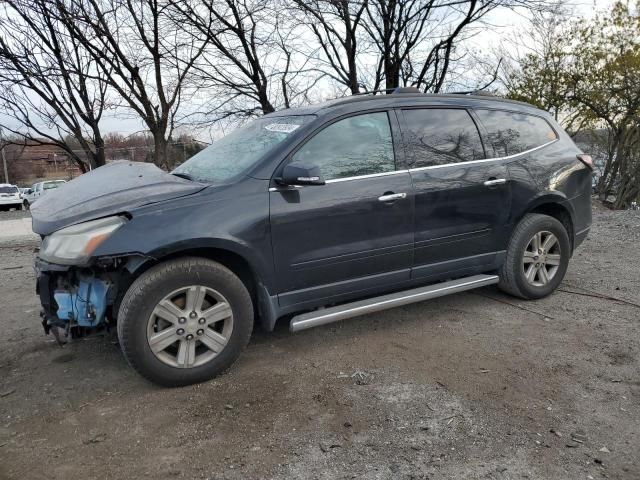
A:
[
  {"left": 173, "top": 0, "right": 277, "bottom": 118},
  {"left": 292, "top": 0, "right": 368, "bottom": 94},
  {"left": 294, "top": 0, "right": 554, "bottom": 94},
  {"left": 58, "top": 0, "right": 206, "bottom": 168},
  {"left": 500, "top": 1, "right": 574, "bottom": 122},
  {"left": 0, "top": 0, "right": 109, "bottom": 171},
  {"left": 366, "top": 0, "right": 547, "bottom": 92},
  {"left": 168, "top": 0, "right": 323, "bottom": 124}
]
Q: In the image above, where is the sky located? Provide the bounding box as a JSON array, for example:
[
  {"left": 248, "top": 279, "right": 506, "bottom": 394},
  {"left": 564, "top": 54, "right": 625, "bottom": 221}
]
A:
[
  {"left": 97, "top": 0, "right": 615, "bottom": 139},
  {"left": 1, "top": 0, "right": 617, "bottom": 141}
]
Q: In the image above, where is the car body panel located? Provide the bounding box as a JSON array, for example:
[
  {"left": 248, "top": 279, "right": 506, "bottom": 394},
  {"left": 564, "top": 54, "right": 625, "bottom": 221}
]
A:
[
  {"left": 91, "top": 177, "right": 275, "bottom": 289},
  {"left": 270, "top": 172, "right": 415, "bottom": 307},
  {"left": 31, "top": 162, "right": 206, "bottom": 236},
  {"left": 406, "top": 161, "right": 511, "bottom": 278}
]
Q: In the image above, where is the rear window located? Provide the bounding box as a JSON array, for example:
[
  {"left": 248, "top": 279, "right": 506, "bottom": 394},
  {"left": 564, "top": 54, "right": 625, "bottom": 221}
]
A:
[
  {"left": 475, "top": 109, "right": 558, "bottom": 158},
  {"left": 0, "top": 186, "right": 18, "bottom": 194},
  {"left": 401, "top": 109, "right": 485, "bottom": 168},
  {"left": 44, "top": 181, "right": 65, "bottom": 190}
]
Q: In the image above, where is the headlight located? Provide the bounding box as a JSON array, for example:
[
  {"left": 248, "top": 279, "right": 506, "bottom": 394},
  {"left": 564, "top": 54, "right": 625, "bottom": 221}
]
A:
[{"left": 39, "top": 216, "right": 127, "bottom": 265}]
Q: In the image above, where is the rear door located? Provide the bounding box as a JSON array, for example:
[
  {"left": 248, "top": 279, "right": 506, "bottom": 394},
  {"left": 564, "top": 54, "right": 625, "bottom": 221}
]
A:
[
  {"left": 270, "top": 110, "right": 414, "bottom": 308},
  {"left": 397, "top": 107, "right": 511, "bottom": 280}
]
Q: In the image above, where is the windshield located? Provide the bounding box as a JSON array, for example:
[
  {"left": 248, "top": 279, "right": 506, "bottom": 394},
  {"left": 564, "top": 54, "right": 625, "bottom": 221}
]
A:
[
  {"left": 0, "top": 186, "right": 18, "bottom": 194},
  {"left": 44, "top": 181, "right": 65, "bottom": 190},
  {"left": 172, "top": 115, "right": 314, "bottom": 182}
]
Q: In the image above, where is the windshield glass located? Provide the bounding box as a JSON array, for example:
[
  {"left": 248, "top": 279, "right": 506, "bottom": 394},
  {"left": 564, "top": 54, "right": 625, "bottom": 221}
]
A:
[
  {"left": 172, "top": 115, "right": 314, "bottom": 182},
  {"left": 0, "top": 186, "right": 18, "bottom": 194},
  {"left": 44, "top": 181, "right": 65, "bottom": 190}
]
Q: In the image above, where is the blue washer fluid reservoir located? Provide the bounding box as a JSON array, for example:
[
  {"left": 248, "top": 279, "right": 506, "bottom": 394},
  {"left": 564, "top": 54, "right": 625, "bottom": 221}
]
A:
[{"left": 54, "top": 278, "right": 110, "bottom": 327}]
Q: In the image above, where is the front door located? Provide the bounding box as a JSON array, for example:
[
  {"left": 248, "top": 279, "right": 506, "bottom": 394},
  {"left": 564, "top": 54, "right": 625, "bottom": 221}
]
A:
[
  {"left": 270, "top": 111, "right": 414, "bottom": 308},
  {"left": 397, "top": 107, "right": 511, "bottom": 279}
]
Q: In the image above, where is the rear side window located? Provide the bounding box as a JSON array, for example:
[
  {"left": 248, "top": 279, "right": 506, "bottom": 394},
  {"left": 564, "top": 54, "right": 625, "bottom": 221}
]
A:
[
  {"left": 44, "top": 181, "right": 65, "bottom": 190},
  {"left": 291, "top": 112, "right": 395, "bottom": 180},
  {"left": 401, "top": 109, "right": 485, "bottom": 168},
  {"left": 475, "top": 109, "right": 558, "bottom": 157}
]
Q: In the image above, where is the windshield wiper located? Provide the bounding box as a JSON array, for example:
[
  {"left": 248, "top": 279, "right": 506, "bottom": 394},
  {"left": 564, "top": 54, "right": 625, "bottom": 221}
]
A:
[{"left": 171, "top": 172, "right": 194, "bottom": 181}]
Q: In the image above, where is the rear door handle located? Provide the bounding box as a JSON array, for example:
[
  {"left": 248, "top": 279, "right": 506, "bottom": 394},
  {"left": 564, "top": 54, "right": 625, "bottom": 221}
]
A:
[
  {"left": 378, "top": 192, "right": 407, "bottom": 202},
  {"left": 483, "top": 178, "right": 507, "bottom": 187}
]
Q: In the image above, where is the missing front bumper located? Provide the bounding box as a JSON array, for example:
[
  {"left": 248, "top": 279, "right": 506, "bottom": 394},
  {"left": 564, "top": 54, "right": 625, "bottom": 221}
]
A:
[{"left": 35, "top": 260, "right": 113, "bottom": 337}]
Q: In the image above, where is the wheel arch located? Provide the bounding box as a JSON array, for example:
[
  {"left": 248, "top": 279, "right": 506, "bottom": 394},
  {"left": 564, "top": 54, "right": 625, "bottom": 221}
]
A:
[
  {"left": 118, "top": 240, "right": 278, "bottom": 331},
  {"left": 518, "top": 194, "right": 576, "bottom": 252}
]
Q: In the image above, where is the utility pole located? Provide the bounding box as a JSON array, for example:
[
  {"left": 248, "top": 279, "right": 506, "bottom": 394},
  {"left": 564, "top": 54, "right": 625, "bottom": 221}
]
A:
[{"left": 0, "top": 128, "right": 8, "bottom": 184}]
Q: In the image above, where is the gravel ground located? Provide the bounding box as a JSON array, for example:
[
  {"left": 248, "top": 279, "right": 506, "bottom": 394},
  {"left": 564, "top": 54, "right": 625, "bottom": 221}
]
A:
[
  {"left": 0, "top": 204, "right": 639, "bottom": 480},
  {"left": 0, "top": 209, "right": 30, "bottom": 221}
]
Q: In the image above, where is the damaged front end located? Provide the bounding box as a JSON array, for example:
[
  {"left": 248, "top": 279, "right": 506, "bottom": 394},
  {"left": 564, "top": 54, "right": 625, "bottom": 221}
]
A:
[
  {"left": 33, "top": 215, "right": 138, "bottom": 343},
  {"left": 36, "top": 257, "right": 130, "bottom": 342},
  {"left": 29, "top": 162, "right": 207, "bottom": 345}
]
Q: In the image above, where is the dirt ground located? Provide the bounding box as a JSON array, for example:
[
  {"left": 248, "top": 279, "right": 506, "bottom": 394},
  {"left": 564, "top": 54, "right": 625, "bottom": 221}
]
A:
[{"left": 0, "top": 204, "right": 639, "bottom": 480}]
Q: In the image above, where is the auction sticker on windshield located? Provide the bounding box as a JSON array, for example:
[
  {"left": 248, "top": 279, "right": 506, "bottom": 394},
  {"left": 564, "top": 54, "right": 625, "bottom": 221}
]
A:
[{"left": 264, "top": 123, "right": 301, "bottom": 133}]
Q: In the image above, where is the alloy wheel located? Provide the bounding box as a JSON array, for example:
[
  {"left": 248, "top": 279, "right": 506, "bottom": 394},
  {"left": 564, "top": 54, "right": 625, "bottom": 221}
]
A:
[
  {"left": 146, "top": 285, "right": 233, "bottom": 368},
  {"left": 522, "top": 230, "right": 561, "bottom": 287}
]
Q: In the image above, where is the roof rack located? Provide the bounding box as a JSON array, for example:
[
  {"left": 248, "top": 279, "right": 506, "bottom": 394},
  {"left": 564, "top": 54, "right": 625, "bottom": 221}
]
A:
[
  {"left": 352, "top": 86, "right": 422, "bottom": 96},
  {"left": 448, "top": 89, "right": 497, "bottom": 97}
]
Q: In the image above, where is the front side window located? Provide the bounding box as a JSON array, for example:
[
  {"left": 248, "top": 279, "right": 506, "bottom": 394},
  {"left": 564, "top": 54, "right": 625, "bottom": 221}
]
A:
[
  {"left": 475, "top": 109, "right": 558, "bottom": 157},
  {"left": 173, "top": 115, "right": 314, "bottom": 182},
  {"left": 290, "top": 112, "right": 395, "bottom": 180},
  {"left": 401, "top": 109, "right": 485, "bottom": 168}
]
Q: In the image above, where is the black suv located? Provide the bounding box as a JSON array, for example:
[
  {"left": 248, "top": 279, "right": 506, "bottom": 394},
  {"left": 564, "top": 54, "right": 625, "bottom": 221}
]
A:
[{"left": 32, "top": 90, "right": 592, "bottom": 386}]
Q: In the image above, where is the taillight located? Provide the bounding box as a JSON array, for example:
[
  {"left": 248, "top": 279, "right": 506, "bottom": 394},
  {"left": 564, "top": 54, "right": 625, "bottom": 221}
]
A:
[{"left": 576, "top": 154, "right": 593, "bottom": 170}]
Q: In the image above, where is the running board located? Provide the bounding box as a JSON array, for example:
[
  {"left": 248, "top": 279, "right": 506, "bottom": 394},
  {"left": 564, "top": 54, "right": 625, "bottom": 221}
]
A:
[{"left": 289, "top": 274, "right": 499, "bottom": 333}]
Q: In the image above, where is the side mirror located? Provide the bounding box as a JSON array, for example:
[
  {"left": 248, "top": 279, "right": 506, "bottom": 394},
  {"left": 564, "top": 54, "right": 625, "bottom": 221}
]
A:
[{"left": 280, "top": 162, "right": 325, "bottom": 186}]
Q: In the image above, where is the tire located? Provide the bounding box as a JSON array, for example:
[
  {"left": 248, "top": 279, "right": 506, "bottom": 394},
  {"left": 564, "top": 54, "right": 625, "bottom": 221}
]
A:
[
  {"left": 117, "top": 257, "right": 253, "bottom": 387},
  {"left": 498, "top": 213, "right": 570, "bottom": 300},
  {"left": 23, "top": 200, "right": 30, "bottom": 210}
]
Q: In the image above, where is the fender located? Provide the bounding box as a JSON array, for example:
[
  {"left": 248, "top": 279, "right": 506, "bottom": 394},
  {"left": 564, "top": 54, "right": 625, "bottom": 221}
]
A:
[
  {"left": 127, "top": 236, "right": 275, "bottom": 292},
  {"left": 121, "top": 237, "right": 281, "bottom": 331},
  {"left": 512, "top": 191, "right": 575, "bottom": 226}
]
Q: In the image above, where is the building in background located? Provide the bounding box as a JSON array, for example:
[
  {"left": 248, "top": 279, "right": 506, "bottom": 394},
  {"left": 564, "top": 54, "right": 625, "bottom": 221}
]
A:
[
  {"left": 2, "top": 142, "right": 81, "bottom": 186},
  {"left": 1, "top": 134, "right": 206, "bottom": 186}
]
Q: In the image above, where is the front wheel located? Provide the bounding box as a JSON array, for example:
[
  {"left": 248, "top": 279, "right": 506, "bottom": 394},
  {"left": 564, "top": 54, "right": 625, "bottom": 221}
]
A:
[
  {"left": 117, "top": 257, "right": 253, "bottom": 387},
  {"left": 498, "top": 213, "right": 570, "bottom": 300}
]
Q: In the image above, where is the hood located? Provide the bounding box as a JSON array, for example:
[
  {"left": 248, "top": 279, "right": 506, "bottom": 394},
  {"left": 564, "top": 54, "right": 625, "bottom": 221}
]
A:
[{"left": 31, "top": 161, "right": 206, "bottom": 235}]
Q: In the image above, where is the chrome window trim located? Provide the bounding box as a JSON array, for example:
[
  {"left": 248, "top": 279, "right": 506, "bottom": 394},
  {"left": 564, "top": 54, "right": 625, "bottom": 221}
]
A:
[
  {"left": 325, "top": 169, "right": 407, "bottom": 184},
  {"left": 407, "top": 138, "right": 559, "bottom": 173},
  {"left": 269, "top": 185, "right": 303, "bottom": 192},
  {"left": 269, "top": 138, "right": 558, "bottom": 187}
]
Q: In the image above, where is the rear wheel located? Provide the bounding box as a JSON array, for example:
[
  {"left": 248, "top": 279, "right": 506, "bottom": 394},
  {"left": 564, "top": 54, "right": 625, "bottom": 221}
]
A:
[
  {"left": 23, "top": 200, "right": 30, "bottom": 210},
  {"left": 498, "top": 213, "right": 570, "bottom": 299},
  {"left": 117, "top": 257, "right": 253, "bottom": 387}
]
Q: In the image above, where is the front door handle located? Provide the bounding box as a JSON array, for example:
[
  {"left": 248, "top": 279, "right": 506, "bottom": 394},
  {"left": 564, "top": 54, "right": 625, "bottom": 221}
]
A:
[
  {"left": 483, "top": 178, "right": 507, "bottom": 187},
  {"left": 378, "top": 192, "right": 407, "bottom": 202}
]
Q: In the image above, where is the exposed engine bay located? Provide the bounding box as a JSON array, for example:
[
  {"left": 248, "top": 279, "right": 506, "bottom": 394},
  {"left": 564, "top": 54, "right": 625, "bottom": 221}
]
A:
[{"left": 35, "top": 257, "right": 131, "bottom": 343}]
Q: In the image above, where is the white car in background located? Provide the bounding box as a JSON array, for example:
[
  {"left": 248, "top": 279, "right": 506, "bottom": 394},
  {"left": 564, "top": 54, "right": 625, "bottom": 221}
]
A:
[
  {"left": 22, "top": 180, "right": 67, "bottom": 209},
  {"left": 0, "top": 184, "right": 23, "bottom": 211}
]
